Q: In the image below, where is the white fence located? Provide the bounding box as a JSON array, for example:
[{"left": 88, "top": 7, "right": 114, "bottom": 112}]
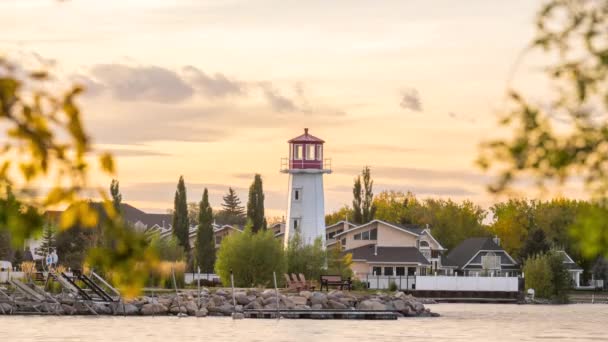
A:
[
  {"left": 365, "top": 275, "right": 520, "bottom": 292},
  {"left": 184, "top": 273, "right": 220, "bottom": 285}
]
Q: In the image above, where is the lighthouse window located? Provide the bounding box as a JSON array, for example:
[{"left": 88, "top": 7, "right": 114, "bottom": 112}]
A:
[
  {"left": 306, "top": 144, "right": 315, "bottom": 160},
  {"left": 316, "top": 145, "right": 323, "bottom": 161},
  {"left": 293, "top": 188, "right": 301, "bottom": 201},
  {"left": 293, "top": 218, "right": 300, "bottom": 230},
  {"left": 294, "top": 145, "right": 303, "bottom": 160}
]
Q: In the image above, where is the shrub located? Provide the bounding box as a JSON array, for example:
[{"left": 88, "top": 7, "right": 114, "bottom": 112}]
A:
[
  {"left": 524, "top": 251, "right": 571, "bottom": 303},
  {"left": 388, "top": 281, "right": 398, "bottom": 292},
  {"left": 286, "top": 233, "right": 326, "bottom": 282},
  {"left": 215, "top": 223, "right": 286, "bottom": 287}
]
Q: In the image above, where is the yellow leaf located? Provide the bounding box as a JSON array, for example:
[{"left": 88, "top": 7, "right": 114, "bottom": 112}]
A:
[{"left": 99, "top": 153, "right": 115, "bottom": 174}]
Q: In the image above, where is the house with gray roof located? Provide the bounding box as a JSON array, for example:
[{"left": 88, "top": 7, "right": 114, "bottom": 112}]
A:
[{"left": 445, "top": 237, "right": 519, "bottom": 276}]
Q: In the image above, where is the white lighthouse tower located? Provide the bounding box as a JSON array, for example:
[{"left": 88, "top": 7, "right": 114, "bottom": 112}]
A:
[{"left": 281, "top": 128, "right": 331, "bottom": 247}]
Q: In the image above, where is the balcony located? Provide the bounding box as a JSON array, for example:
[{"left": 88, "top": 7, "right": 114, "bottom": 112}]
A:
[{"left": 280, "top": 158, "right": 332, "bottom": 173}]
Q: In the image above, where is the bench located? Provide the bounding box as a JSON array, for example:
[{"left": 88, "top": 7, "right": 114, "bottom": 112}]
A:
[{"left": 320, "top": 275, "right": 352, "bottom": 291}]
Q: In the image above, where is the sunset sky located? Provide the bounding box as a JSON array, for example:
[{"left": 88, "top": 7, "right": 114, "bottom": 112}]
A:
[{"left": 1, "top": 0, "right": 565, "bottom": 216}]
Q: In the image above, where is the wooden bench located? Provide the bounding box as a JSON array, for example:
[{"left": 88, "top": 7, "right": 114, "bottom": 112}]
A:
[{"left": 320, "top": 275, "right": 352, "bottom": 291}]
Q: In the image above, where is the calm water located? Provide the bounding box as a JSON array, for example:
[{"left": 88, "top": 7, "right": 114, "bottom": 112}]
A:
[{"left": 1, "top": 304, "right": 607, "bottom": 342}]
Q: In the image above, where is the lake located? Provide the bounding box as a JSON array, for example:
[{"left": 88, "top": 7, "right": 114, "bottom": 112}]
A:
[{"left": 1, "top": 304, "right": 606, "bottom": 342}]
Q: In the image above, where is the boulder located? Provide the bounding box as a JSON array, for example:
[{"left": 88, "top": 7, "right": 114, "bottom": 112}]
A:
[
  {"left": 169, "top": 305, "right": 188, "bottom": 315},
  {"left": 92, "top": 303, "right": 112, "bottom": 315},
  {"left": 141, "top": 303, "right": 167, "bottom": 316},
  {"left": 195, "top": 308, "right": 208, "bottom": 317},
  {"left": 263, "top": 297, "right": 278, "bottom": 306},
  {"left": 61, "top": 304, "right": 76, "bottom": 315},
  {"left": 311, "top": 303, "right": 323, "bottom": 310},
  {"left": 208, "top": 303, "right": 233, "bottom": 316},
  {"left": 215, "top": 289, "right": 229, "bottom": 297},
  {"left": 211, "top": 295, "right": 225, "bottom": 306},
  {"left": 309, "top": 292, "right": 328, "bottom": 306},
  {"left": 282, "top": 297, "right": 296, "bottom": 309},
  {"left": 261, "top": 289, "right": 276, "bottom": 299},
  {"left": 289, "top": 296, "right": 308, "bottom": 306},
  {"left": 393, "top": 291, "right": 405, "bottom": 299},
  {"left": 264, "top": 303, "right": 278, "bottom": 310},
  {"left": 185, "top": 301, "right": 199, "bottom": 316},
  {"left": 0, "top": 303, "right": 11, "bottom": 314},
  {"left": 235, "top": 293, "right": 251, "bottom": 305},
  {"left": 158, "top": 297, "right": 173, "bottom": 307},
  {"left": 244, "top": 300, "right": 263, "bottom": 310},
  {"left": 327, "top": 300, "right": 348, "bottom": 310},
  {"left": 295, "top": 305, "right": 311, "bottom": 310},
  {"left": 113, "top": 303, "right": 140, "bottom": 316},
  {"left": 299, "top": 290, "right": 312, "bottom": 299},
  {"left": 357, "top": 300, "right": 386, "bottom": 311}
]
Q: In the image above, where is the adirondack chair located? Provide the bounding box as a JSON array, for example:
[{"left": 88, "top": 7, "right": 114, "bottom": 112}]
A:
[
  {"left": 284, "top": 273, "right": 301, "bottom": 291},
  {"left": 297, "top": 273, "right": 316, "bottom": 291}
]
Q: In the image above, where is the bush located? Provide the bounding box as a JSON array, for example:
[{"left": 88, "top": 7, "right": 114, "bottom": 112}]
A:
[
  {"left": 351, "top": 279, "right": 368, "bottom": 291},
  {"left": 524, "top": 251, "right": 571, "bottom": 303},
  {"left": 215, "top": 224, "right": 286, "bottom": 287},
  {"left": 286, "top": 233, "right": 326, "bottom": 282},
  {"left": 388, "top": 281, "right": 398, "bottom": 292}
]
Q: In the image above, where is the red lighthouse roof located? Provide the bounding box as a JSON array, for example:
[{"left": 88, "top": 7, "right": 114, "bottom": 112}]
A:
[{"left": 288, "top": 128, "right": 325, "bottom": 143}]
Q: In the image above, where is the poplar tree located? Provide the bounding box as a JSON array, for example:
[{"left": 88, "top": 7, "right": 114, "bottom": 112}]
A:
[
  {"left": 247, "top": 174, "right": 267, "bottom": 233},
  {"left": 352, "top": 166, "right": 376, "bottom": 224},
  {"left": 37, "top": 223, "right": 56, "bottom": 258},
  {"left": 172, "top": 176, "right": 190, "bottom": 252},
  {"left": 110, "top": 179, "right": 122, "bottom": 214},
  {"left": 195, "top": 188, "right": 215, "bottom": 273}
]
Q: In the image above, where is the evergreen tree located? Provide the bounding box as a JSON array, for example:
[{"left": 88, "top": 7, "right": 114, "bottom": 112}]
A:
[
  {"left": 110, "top": 179, "right": 122, "bottom": 214},
  {"left": 37, "top": 223, "right": 56, "bottom": 258},
  {"left": 195, "top": 188, "right": 215, "bottom": 273},
  {"left": 0, "top": 230, "right": 12, "bottom": 261},
  {"left": 247, "top": 174, "right": 267, "bottom": 233},
  {"left": 520, "top": 229, "right": 551, "bottom": 261},
  {"left": 352, "top": 166, "right": 376, "bottom": 224},
  {"left": 172, "top": 176, "right": 190, "bottom": 252},
  {"left": 219, "top": 187, "right": 245, "bottom": 220}
]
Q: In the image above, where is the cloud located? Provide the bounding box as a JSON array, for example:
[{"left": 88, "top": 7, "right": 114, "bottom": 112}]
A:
[
  {"left": 400, "top": 88, "right": 422, "bottom": 112},
  {"left": 331, "top": 144, "right": 420, "bottom": 154},
  {"left": 327, "top": 183, "right": 476, "bottom": 197},
  {"left": 448, "top": 112, "right": 476, "bottom": 123},
  {"left": 104, "top": 147, "right": 172, "bottom": 157},
  {"left": 259, "top": 82, "right": 298, "bottom": 112},
  {"left": 182, "top": 65, "right": 245, "bottom": 98},
  {"left": 333, "top": 165, "right": 491, "bottom": 184},
  {"left": 89, "top": 64, "right": 194, "bottom": 103}
]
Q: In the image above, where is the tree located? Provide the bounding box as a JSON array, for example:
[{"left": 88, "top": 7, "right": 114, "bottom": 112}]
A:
[
  {"left": 352, "top": 167, "right": 376, "bottom": 224},
  {"left": 215, "top": 223, "right": 286, "bottom": 287},
  {"left": 217, "top": 187, "right": 246, "bottom": 226},
  {"left": 286, "top": 233, "right": 326, "bottom": 281},
  {"left": 187, "top": 202, "right": 200, "bottom": 226},
  {"left": 195, "top": 188, "right": 215, "bottom": 273},
  {"left": 110, "top": 179, "right": 122, "bottom": 214},
  {"left": 478, "top": 1, "right": 608, "bottom": 258},
  {"left": 0, "top": 230, "right": 12, "bottom": 261},
  {"left": 37, "top": 223, "right": 57, "bottom": 258},
  {"left": 523, "top": 251, "right": 570, "bottom": 303},
  {"left": 326, "top": 244, "right": 353, "bottom": 279},
  {"left": 247, "top": 174, "right": 267, "bottom": 233},
  {"left": 325, "top": 205, "right": 353, "bottom": 226},
  {"left": 172, "top": 176, "right": 190, "bottom": 252},
  {"left": 520, "top": 229, "right": 551, "bottom": 262},
  {"left": 0, "top": 58, "right": 158, "bottom": 296}
]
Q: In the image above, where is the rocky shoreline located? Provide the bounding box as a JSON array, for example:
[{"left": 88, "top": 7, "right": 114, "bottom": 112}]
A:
[{"left": 0, "top": 289, "right": 439, "bottom": 317}]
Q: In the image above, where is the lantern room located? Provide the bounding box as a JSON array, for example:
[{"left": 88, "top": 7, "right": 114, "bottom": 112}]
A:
[{"left": 286, "top": 128, "right": 325, "bottom": 170}]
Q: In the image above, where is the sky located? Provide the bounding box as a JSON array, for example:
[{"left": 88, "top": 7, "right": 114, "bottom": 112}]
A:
[{"left": 0, "top": 0, "right": 568, "bottom": 216}]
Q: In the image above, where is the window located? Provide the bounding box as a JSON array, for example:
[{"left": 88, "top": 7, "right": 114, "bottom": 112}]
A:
[
  {"left": 336, "top": 229, "right": 343, "bottom": 235},
  {"left": 481, "top": 252, "right": 500, "bottom": 270},
  {"left": 407, "top": 267, "right": 416, "bottom": 276},
  {"left": 293, "top": 188, "right": 301, "bottom": 201},
  {"left": 362, "top": 230, "right": 370, "bottom": 240},
  {"left": 340, "top": 238, "right": 346, "bottom": 250},
  {"left": 306, "top": 144, "right": 315, "bottom": 160},
  {"left": 419, "top": 240, "right": 430, "bottom": 248},
  {"left": 354, "top": 233, "right": 361, "bottom": 240},
  {"left": 372, "top": 267, "right": 382, "bottom": 276},
  {"left": 396, "top": 267, "right": 405, "bottom": 276},
  {"left": 215, "top": 236, "right": 222, "bottom": 245},
  {"left": 293, "top": 218, "right": 300, "bottom": 231},
  {"left": 370, "top": 228, "right": 377, "bottom": 240},
  {"left": 328, "top": 231, "right": 336, "bottom": 239},
  {"left": 294, "top": 144, "right": 303, "bottom": 160},
  {"left": 384, "top": 267, "right": 394, "bottom": 276},
  {"left": 316, "top": 145, "right": 323, "bottom": 161}
]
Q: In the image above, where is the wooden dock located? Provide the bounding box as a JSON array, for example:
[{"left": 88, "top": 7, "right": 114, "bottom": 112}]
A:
[{"left": 244, "top": 309, "right": 398, "bottom": 320}]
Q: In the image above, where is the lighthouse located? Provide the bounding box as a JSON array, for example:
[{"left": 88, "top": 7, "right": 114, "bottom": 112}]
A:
[{"left": 281, "top": 128, "right": 331, "bottom": 247}]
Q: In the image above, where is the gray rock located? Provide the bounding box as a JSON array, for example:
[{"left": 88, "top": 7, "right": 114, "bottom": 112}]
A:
[
  {"left": 327, "top": 300, "right": 348, "bottom": 310},
  {"left": 299, "top": 290, "right": 312, "bottom": 299},
  {"left": 393, "top": 291, "right": 405, "bottom": 299},
  {"left": 0, "top": 303, "right": 11, "bottom": 314},
  {"left": 311, "top": 303, "right": 323, "bottom": 310},
  {"left": 357, "top": 300, "right": 386, "bottom": 311},
  {"left": 113, "top": 303, "right": 140, "bottom": 316},
  {"left": 295, "top": 305, "right": 311, "bottom": 310},
  {"left": 211, "top": 295, "right": 225, "bottom": 306},
  {"left": 282, "top": 297, "right": 296, "bottom": 309},
  {"left": 264, "top": 303, "right": 278, "bottom": 310},
  {"left": 261, "top": 289, "right": 276, "bottom": 299},
  {"left": 215, "top": 289, "right": 229, "bottom": 297},
  {"left": 141, "top": 303, "right": 168, "bottom": 316},
  {"left": 235, "top": 293, "right": 251, "bottom": 305},
  {"left": 185, "top": 301, "right": 199, "bottom": 316},
  {"left": 289, "top": 296, "right": 308, "bottom": 306},
  {"left": 309, "top": 292, "right": 328, "bottom": 306},
  {"left": 244, "top": 300, "right": 263, "bottom": 310},
  {"left": 208, "top": 303, "right": 233, "bottom": 316},
  {"left": 195, "top": 308, "right": 208, "bottom": 317},
  {"left": 92, "top": 303, "right": 112, "bottom": 315},
  {"left": 169, "top": 305, "right": 188, "bottom": 315},
  {"left": 263, "top": 297, "right": 278, "bottom": 306},
  {"left": 61, "top": 304, "right": 76, "bottom": 315}
]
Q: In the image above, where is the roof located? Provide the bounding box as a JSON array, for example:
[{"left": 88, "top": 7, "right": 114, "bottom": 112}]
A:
[
  {"left": 345, "top": 244, "right": 431, "bottom": 265},
  {"left": 446, "top": 237, "right": 507, "bottom": 268},
  {"left": 325, "top": 220, "right": 356, "bottom": 231},
  {"left": 333, "top": 219, "right": 425, "bottom": 239},
  {"left": 288, "top": 128, "right": 325, "bottom": 144},
  {"left": 557, "top": 251, "right": 583, "bottom": 271}
]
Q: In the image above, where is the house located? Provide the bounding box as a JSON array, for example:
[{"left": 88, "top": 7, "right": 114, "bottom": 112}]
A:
[
  {"left": 556, "top": 250, "right": 583, "bottom": 288},
  {"left": 329, "top": 219, "right": 447, "bottom": 279},
  {"left": 271, "top": 222, "right": 286, "bottom": 240},
  {"left": 445, "top": 237, "right": 519, "bottom": 276},
  {"left": 325, "top": 220, "right": 356, "bottom": 243},
  {"left": 211, "top": 224, "right": 243, "bottom": 248}
]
